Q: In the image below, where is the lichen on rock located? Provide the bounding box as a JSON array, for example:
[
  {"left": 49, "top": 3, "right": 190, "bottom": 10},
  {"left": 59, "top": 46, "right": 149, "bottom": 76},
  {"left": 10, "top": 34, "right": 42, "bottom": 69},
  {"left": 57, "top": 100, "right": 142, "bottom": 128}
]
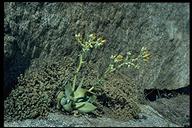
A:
[
  {"left": 4, "top": 56, "right": 75, "bottom": 121},
  {"left": 97, "top": 73, "right": 141, "bottom": 120}
]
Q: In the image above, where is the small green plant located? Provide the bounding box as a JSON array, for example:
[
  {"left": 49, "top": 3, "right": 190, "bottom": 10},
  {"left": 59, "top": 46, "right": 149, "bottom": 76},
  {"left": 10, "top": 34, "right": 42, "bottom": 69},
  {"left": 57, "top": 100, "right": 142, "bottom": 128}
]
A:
[
  {"left": 57, "top": 32, "right": 151, "bottom": 115},
  {"left": 57, "top": 33, "right": 106, "bottom": 114},
  {"left": 56, "top": 77, "right": 97, "bottom": 113}
]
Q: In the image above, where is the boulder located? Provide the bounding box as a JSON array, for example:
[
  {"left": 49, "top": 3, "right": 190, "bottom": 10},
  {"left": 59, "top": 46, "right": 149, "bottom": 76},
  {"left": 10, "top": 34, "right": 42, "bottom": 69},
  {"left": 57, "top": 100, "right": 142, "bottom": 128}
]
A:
[
  {"left": 4, "top": 104, "right": 180, "bottom": 127},
  {"left": 4, "top": 2, "right": 189, "bottom": 95}
]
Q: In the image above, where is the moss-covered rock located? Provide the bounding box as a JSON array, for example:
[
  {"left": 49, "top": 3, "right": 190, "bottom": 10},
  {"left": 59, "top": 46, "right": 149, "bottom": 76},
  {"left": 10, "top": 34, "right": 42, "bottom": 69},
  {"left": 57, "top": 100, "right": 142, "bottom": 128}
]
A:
[
  {"left": 4, "top": 56, "right": 75, "bottom": 121},
  {"left": 97, "top": 73, "right": 140, "bottom": 120}
]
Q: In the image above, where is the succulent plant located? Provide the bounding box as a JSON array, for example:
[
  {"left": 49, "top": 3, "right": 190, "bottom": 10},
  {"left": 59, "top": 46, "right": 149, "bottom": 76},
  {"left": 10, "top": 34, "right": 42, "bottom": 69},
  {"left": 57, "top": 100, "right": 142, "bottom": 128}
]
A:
[
  {"left": 56, "top": 33, "right": 150, "bottom": 117},
  {"left": 56, "top": 77, "right": 97, "bottom": 113},
  {"left": 56, "top": 33, "right": 107, "bottom": 114}
]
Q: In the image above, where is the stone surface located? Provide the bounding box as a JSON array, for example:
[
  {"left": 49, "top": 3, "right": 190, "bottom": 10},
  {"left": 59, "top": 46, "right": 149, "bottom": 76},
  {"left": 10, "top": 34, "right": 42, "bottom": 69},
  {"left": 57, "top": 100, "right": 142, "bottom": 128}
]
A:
[
  {"left": 4, "top": 3, "right": 189, "bottom": 126},
  {"left": 4, "top": 2, "right": 189, "bottom": 94},
  {"left": 4, "top": 104, "right": 180, "bottom": 127},
  {"left": 148, "top": 94, "right": 190, "bottom": 127}
]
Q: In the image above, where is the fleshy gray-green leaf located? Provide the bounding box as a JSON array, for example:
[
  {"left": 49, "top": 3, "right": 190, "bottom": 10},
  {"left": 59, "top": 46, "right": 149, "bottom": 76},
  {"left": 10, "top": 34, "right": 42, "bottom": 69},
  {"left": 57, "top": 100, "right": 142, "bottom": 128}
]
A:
[
  {"left": 60, "top": 97, "right": 68, "bottom": 106},
  {"left": 74, "top": 87, "right": 87, "bottom": 99},
  {"left": 75, "top": 102, "right": 97, "bottom": 113},
  {"left": 56, "top": 91, "right": 65, "bottom": 109},
  {"left": 87, "top": 95, "right": 97, "bottom": 103},
  {"left": 75, "top": 101, "right": 85, "bottom": 109},
  {"left": 57, "top": 91, "right": 65, "bottom": 102},
  {"left": 63, "top": 101, "right": 72, "bottom": 112}
]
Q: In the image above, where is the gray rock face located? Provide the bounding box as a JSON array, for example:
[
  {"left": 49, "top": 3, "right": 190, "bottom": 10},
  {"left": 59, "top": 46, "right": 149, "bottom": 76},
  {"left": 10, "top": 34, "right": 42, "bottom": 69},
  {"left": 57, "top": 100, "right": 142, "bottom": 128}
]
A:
[
  {"left": 4, "top": 3, "right": 189, "bottom": 95},
  {"left": 4, "top": 105, "right": 179, "bottom": 127},
  {"left": 149, "top": 95, "right": 190, "bottom": 127},
  {"left": 4, "top": 104, "right": 180, "bottom": 127}
]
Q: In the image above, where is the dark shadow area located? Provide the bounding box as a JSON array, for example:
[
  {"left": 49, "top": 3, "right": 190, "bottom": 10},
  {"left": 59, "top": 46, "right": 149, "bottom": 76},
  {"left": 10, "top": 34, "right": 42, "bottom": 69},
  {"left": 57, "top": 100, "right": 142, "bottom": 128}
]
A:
[
  {"left": 4, "top": 49, "right": 31, "bottom": 99},
  {"left": 144, "top": 85, "right": 190, "bottom": 101}
]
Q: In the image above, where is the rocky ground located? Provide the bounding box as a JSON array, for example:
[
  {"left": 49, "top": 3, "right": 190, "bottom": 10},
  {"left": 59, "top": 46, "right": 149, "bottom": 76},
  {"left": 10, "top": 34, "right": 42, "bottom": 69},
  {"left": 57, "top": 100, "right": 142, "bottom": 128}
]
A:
[
  {"left": 5, "top": 94, "right": 190, "bottom": 127},
  {"left": 148, "top": 94, "right": 190, "bottom": 127},
  {"left": 4, "top": 104, "right": 180, "bottom": 127}
]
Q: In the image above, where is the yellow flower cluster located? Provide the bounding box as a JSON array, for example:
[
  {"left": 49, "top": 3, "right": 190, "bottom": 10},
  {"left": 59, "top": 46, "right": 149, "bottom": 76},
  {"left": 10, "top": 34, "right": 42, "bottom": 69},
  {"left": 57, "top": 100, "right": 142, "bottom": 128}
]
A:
[
  {"left": 141, "top": 47, "right": 151, "bottom": 62},
  {"left": 104, "top": 47, "right": 151, "bottom": 75},
  {"left": 110, "top": 54, "right": 124, "bottom": 63},
  {"left": 75, "top": 33, "right": 106, "bottom": 52}
]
